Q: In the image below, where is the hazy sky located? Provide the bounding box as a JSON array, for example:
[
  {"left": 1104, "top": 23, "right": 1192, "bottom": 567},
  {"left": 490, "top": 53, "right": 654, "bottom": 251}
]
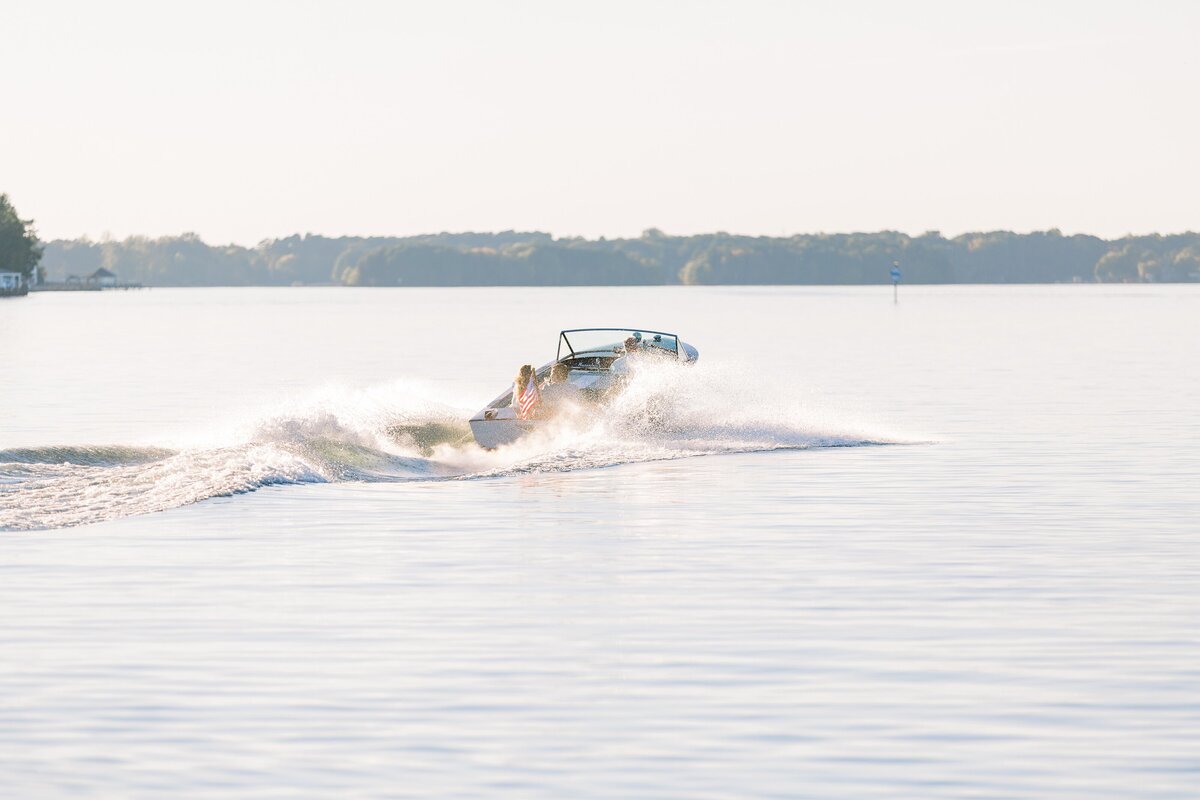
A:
[{"left": 4, "top": 1, "right": 1198, "bottom": 243}]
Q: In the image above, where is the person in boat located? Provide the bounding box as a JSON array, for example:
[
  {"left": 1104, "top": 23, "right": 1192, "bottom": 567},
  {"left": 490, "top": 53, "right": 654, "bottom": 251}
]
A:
[
  {"left": 539, "top": 363, "right": 583, "bottom": 410},
  {"left": 513, "top": 364, "right": 537, "bottom": 411},
  {"left": 511, "top": 364, "right": 542, "bottom": 420}
]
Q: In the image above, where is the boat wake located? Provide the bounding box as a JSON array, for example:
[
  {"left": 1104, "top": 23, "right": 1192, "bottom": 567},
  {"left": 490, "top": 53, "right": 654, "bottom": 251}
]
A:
[{"left": 2, "top": 364, "right": 902, "bottom": 531}]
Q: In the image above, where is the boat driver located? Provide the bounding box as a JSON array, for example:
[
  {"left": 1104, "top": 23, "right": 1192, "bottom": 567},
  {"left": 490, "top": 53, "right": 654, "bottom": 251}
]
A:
[{"left": 540, "top": 363, "right": 584, "bottom": 409}]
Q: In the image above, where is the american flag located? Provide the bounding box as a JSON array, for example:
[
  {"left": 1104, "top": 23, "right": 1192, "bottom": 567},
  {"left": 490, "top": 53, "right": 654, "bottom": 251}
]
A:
[{"left": 517, "top": 375, "right": 541, "bottom": 420}]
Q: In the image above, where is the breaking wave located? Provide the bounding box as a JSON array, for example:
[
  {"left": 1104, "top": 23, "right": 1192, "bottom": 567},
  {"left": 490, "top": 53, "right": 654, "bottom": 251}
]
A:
[{"left": 2, "top": 363, "right": 903, "bottom": 531}]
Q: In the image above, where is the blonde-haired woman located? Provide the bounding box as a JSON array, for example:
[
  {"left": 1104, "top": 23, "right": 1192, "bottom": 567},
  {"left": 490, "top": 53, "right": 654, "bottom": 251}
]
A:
[{"left": 513, "top": 364, "right": 535, "bottom": 410}]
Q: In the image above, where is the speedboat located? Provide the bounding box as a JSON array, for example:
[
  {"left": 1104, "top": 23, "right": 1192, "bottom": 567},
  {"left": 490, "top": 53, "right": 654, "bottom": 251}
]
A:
[{"left": 468, "top": 328, "right": 700, "bottom": 449}]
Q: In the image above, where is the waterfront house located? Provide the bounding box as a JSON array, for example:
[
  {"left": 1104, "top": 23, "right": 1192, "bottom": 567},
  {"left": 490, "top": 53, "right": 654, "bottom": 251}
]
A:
[
  {"left": 0, "top": 272, "right": 28, "bottom": 296},
  {"left": 87, "top": 268, "right": 118, "bottom": 287}
]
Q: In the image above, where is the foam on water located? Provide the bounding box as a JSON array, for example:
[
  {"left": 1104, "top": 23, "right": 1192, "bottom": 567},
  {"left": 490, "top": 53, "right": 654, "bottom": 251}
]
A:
[{"left": 1, "top": 362, "right": 899, "bottom": 530}]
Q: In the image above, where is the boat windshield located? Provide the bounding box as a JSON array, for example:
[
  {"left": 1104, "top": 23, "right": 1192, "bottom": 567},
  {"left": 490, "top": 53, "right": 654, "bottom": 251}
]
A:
[{"left": 558, "top": 329, "right": 679, "bottom": 360}]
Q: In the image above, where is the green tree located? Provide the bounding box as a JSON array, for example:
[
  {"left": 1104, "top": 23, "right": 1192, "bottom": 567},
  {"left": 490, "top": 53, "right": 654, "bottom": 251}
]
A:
[
  {"left": 0, "top": 194, "right": 43, "bottom": 280},
  {"left": 1094, "top": 244, "right": 1143, "bottom": 282}
]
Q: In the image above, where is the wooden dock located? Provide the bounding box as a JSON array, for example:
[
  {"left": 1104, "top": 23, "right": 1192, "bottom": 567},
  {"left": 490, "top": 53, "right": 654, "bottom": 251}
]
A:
[{"left": 31, "top": 282, "right": 144, "bottom": 292}]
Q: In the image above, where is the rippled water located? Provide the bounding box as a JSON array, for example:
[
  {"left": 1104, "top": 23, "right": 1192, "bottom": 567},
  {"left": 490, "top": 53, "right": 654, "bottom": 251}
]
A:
[{"left": 2, "top": 286, "right": 1198, "bottom": 797}]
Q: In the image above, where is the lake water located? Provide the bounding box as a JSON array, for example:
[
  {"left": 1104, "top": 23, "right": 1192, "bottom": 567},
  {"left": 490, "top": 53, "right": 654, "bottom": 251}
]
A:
[{"left": 2, "top": 285, "right": 1198, "bottom": 798}]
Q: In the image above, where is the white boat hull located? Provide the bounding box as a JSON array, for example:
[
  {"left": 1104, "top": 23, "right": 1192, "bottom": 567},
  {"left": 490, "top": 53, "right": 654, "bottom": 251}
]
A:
[{"left": 468, "top": 415, "right": 539, "bottom": 449}]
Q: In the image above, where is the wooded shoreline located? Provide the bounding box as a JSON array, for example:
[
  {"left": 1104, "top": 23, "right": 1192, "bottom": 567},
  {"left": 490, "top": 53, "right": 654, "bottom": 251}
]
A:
[{"left": 39, "top": 229, "right": 1200, "bottom": 287}]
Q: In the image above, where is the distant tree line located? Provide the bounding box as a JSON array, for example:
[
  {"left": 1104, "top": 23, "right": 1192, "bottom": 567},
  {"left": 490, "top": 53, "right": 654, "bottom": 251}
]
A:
[{"left": 38, "top": 228, "right": 1200, "bottom": 286}]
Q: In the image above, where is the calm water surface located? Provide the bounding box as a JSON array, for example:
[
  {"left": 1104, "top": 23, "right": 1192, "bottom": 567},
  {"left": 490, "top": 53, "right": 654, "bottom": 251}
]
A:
[{"left": 2, "top": 286, "right": 1198, "bottom": 798}]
